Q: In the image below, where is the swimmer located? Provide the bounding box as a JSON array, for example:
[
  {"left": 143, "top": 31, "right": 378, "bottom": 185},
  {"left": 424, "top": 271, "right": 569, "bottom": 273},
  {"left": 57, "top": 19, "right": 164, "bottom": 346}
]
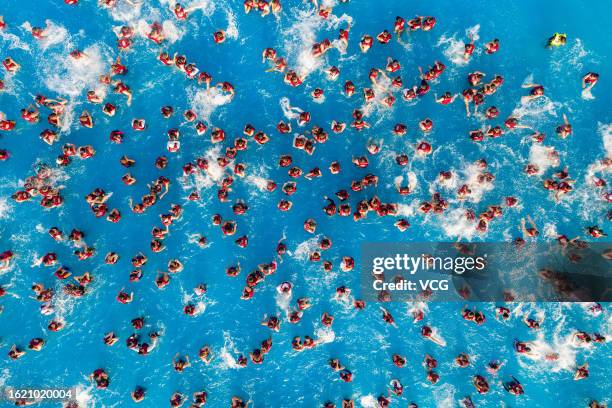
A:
[
  {"left": 556, "top": 114, "right": 572, "bottom": 138},
  {"left": 574, "top": 363, "right": 589, "bottom": 380},
  {"left": 462, "top": 88, "right": 476, "bottom": 116},
  {"left": 321, "top": 311, "right": 334, "bottom": 326},
  {"left": 8, "top": 344, "right": 26, "bottom": 359},
  {"left": 464, "top": 33, "right": 475, "bottom": 60},
  {"left": 520, "top": 216, "right": 539, "bottom": 238},
  {"left": 117, "top": 288, "right": 133, "bottom": 304},
  {"left": 171, "top": 3, "right": 200, "bottom": 20},
  {"left": 393, "top": 16, "right": 405, "bottom": 37},
  {"left": 455, "top": 353, "right": 470, "bottom": 367},
  {"left": 486, "top": 360, "right": 503, "bottom": 374},
  {"left": 131, "top": 386, "right": 145, "bottom": 403},
  {"left": 484, "top": 38, "right": 499, "bottom": 54},
  {"left": 170, "top": 392, "right": 185, "bottom": 407},
  {"left": 380, "top": 307, "right": 397, "bottom": 327},
  {"left": 514, "top": 340, "right": 536, "bottom": 356},
  {"left": 90, "top": 368, "right": 110, "bottom": 389},
  {"left": 468, "top": 71, "right": 485, "bottom": 86},
  {"left": 586, "top": 225, "right": 606, "bottom": 238},
  {"left": 523, "top": 314, "right": 541, "bottom": 330},
  {"left": 421, "top": 325, "right": 445, "bottom": 346},
  {"left": 496, "top": 306, "right": 511, "bottom": 320},
  {"left": 521, "top": 83, "right": 545, "bottom": 103},
  {"left": 546, "top": 32, "right": 567, "bottom": 48},
  {"left": 0, "top": 112, "right": 16, "bottom": 131},
  {"left": 392, "top": 353, "right": 406, "bottom": 368},
  {"left": 230, "top": 396, "right": 249, "bottom": 408},
  {"left": 389, "top": 378, "right": 403, "bottom": 396},
  {"left": 472, "top": 374, "right": 490, "bottom": 393},
  {"left": 435, "top": 92, "right": 457, "bottom": 105},
  {"left": 3, "top": 57, "right": 20, "bottom": 73},
  {"left": 582, "top": 72, "right": 599, "bottom": 93},
  {"left": 172, "top": 353, "right": 191, "bottom": 372},
  {"left": 503, "top": 377, "right": 524, "bottom": 395},
  {"left": 199, "top": 345, "right": 213, "bottom": 364},
  {"left": 103, "top": 332, "right": 119, "bottom": 346},
  {"left": 0, "top": 250, "right": 14, "bottom": 270}
]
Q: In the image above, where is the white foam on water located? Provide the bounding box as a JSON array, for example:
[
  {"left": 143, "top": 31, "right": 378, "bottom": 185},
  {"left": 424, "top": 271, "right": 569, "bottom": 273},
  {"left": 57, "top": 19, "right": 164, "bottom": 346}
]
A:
[
  {"left": 599, "top": 122, "right": 612, "bottom": 159},
  {"left": 275, "top": 290, "right": 292, "bottom": 314},
  {"left": 551, "top": 38, "right": 589, "bottom": 73},
  {"left": 52, "top": 291, "right": 78, "bottom": 321},
  {"left": 0, "top": 30, "right": 31, "bottom": 51},
  {"left": 436, "top": 24, "right": 478, "bottom": 67},
  {"left": 393, "top": 175, "right": 403, "bottom": 186},
  {"left": 0, "top": 197, "right": 13, "bottom": 220},
  {"left": 459, "top": 163, "right": 495, "bottom": 203},
  {"left": 321, "top": 0, "right": 338, "bottom": 7},
  {"left": 290, "top": 235, "right": 320, "bottom": 261},
  {"left": 543, "top": 223, "right": 558, "bottom": 238},
  {"left": 315, "top": 326, "right": 335, "bottom": 344},
  {"left": 42, "top": 43, "right": 112, "bottom": 99},
  {"left": 395, "top": 203, "right": 415, "bottom": 217},
  {"left": 282, "top": 7, "right": 352, "bottom": 79},
  {"left": 407, "top": 171, "right": 418, "bottom": 191},
  {"left": 181, "top": 145, "right": 225, "bottom": 190},
  {"left": 21, "top": 20, "right": 68, "bottom": 50},
  {"left": 133, "top": 19, "right": 159, "bottom": 41},
  {"left": 10, "top": 232, "right": 31, "bottom": 246},
  {"left": 188, "top": 86, "right": 233, "bottom": 121},
  {"left": 0, "top": 74, "right": 23, "bottom": 98},
  {"left": 283, "top": 8, "right": 324, "bottom": 78},
  {"left": 194, "top": 301, "right": 207, "bottom": 315},
  {"left": 49, "top": 165, "right": 71, "bottom": 185},
  {"left": 436, "top": 34, "right": 465, "bottom": 66},
  {"left": 224, "top": 8, "right": 239, "bottom": 39},
  {"left": 219, "top": 331, "right": 241, "bottom": 369},
  {"left": 512, "top": 95, "right": 561, "bottom": 129},
  {"left": 160, "top": 0, "right": 214, "bottom": 13},
  {"left": 161, "top": 20, "right": 185, "bottom": 43},
  {"left": 434, "top": 383, "right": 457, "bottom": 408},
  {"left": 245, "top": 175, "right": 269, "bottom": 191},
  {"left": 407, "top": 301, "right": 429, "bottom": 320},
  {"left": 440, "top": 207, "right": 476, "bottom": 239},
  {"left": 0, "top": 368, "right": 9, "bottom": 387},
  {"left": 181, "top": 289, "right": 208, "bottom": 315},
  {"left": 359, "top": 395, "right": 377, "bottom": 408},
  {"left": 108, "top": 0, "right": 144, "bottom": 22},
  {"left": 567, "top": 39, "right": 589, "bottom": 70},
  {"left": 74, "top": 383, "right": 96, "bottom": 408},
  {"left": 581, "top": 88, "right": 595, "bottom": 100},
  {"left": 520, "top": 330, "right": 579, "bottom": 374},
  {"left": 466, "top": 24, "right": 480, "bottom": 42},
  {"left": 528, "top": 144, "right": 559, "bottom": 176}
]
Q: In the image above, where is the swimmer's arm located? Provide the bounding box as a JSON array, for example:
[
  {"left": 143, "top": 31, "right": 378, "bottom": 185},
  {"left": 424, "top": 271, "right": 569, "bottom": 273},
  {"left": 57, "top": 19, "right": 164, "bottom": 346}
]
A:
[{"left": 184, "top": 5, "right": 200, "bottom": 13}]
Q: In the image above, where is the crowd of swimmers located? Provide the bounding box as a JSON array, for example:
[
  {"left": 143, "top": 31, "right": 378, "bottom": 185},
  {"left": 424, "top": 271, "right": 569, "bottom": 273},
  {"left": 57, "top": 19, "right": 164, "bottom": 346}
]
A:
[{"left": 0, "top": 0, "right": 609, "bottom": 407}]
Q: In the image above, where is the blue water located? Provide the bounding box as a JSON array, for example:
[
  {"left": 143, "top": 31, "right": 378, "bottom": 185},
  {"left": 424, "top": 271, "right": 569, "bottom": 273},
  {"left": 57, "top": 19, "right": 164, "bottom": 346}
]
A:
[{"left": 0, "top": 0, "right": 610, "bottom": 407}]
